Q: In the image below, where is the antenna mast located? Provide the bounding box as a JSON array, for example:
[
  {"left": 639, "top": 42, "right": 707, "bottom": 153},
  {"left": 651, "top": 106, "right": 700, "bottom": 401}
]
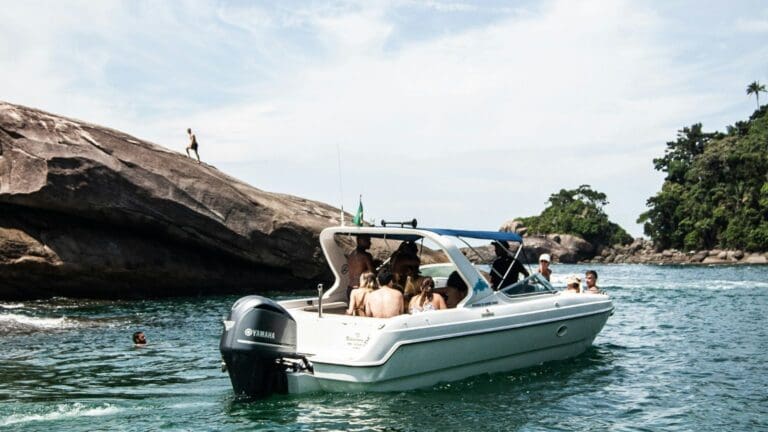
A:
[{"left": 337, "top": 143, "right": 344, "bottom": 226}]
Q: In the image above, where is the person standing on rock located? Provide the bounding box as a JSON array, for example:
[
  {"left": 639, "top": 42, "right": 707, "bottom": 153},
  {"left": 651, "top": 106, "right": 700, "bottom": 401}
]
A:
[{"left": 186, "top": 128, "right": 200, "bottom": 163}]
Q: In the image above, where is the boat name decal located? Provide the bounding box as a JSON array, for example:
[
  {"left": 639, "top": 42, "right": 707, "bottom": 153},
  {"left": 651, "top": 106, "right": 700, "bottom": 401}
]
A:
[
  {"left": 345, "top": 333, "right": 370, "bottom": 349},
  {"left": 244, "top": 328, "right": 276, "bottom": 339},
  {"left": 471, "top": 301, "right": 498, "bottom": 308}
]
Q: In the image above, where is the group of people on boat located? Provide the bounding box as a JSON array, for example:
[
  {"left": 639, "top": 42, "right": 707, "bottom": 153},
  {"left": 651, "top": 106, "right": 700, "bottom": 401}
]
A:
[
  {"left": 345, "top": 235, "right": 465, "bottom": 318},
  {"left": 563, "top": 270, "right": 601, "bottom": 294},
  {"left": 535, "top": 252, "right": 601, "bottom": 293},
  {"left": 344, "top": 234, "right": 602, "bottom": 318}
]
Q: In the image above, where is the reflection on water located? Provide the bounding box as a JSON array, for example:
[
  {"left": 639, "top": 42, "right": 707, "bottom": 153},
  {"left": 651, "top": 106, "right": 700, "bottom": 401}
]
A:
[{"left": 1, "top": 266, "right": 768, "bottom": 431}]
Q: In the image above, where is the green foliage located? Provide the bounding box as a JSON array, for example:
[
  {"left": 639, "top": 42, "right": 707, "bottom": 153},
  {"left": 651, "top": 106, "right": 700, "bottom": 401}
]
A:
[
  {"left": 520, "top": 185, "right": 633, "bottom": 248},
  {"left": 640, "top": 105, "right": 768, "bottom": 251}
]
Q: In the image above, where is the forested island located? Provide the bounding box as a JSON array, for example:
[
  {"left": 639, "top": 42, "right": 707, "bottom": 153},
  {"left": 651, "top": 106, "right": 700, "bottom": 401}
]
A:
[{"left": 514, "top": 102, "right": 768, "bottom": 265}]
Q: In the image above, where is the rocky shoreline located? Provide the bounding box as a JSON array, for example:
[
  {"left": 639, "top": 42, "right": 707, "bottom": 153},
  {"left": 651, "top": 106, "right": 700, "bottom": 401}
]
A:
[
  {"left": 588, "top": 238, "right": 768, "bottom": 265},
  {"left": 500, "top": 220, "right": 768, "bottom": 266}
]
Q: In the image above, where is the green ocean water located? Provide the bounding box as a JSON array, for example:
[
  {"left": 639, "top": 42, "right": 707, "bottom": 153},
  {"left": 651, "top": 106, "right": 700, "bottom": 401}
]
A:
[{"left": 2, "top": 264, "right": 767, "bottom": 431}]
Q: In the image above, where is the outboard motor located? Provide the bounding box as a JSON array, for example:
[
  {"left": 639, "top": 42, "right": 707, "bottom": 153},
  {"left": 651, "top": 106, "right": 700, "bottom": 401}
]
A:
[{"left": 220, "top": 295, "right": 298, "bottom": 399}]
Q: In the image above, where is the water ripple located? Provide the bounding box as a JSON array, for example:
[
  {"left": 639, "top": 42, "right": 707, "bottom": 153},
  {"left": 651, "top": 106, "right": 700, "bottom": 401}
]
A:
[{"left": 1, "top": 266, "right": 768, "bottom": 431}]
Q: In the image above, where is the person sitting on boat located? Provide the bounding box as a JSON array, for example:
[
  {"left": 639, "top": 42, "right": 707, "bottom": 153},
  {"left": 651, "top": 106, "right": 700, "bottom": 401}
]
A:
[
  {"left": 537, "top": 253, "right": 552, "bottom": 281},
  {"left": 584, "top": 270, "right": 602, "bottom": 294},
  {"left": 402, "top": 268, "right": 426, "bottom": 306},
  {"left": 565, "top": 275, "right": 581, "bottom": 293},
  {"left": 435, "top": 271, "right": 468, "bottom": 308},
  {"left": 490, "top": 240, "right": 529, "bottom": 290},
  {"left": 409, "top": 277, "right": 447, "bottom": 314},
  {"left": 347, "top": 271, "right": 376, "bottom": 316},
  {"left": 364, "top": 269, "right": 405, "bottom": 318},
  {"left": 346, "top": 234, "right": 374, "bottom": 301}
]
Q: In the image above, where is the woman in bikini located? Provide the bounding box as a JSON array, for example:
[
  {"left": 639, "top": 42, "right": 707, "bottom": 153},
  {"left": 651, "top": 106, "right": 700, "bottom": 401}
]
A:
[
  {"left": 409, "top": 277, "right": 447, "bottom": 314},
  {"left": 347, "top": 271, "right": 376, "bottom": 316}
]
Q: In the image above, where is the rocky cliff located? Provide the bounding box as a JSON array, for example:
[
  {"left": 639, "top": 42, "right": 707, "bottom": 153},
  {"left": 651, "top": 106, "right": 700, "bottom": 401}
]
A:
[{"left": 0, "top": 102, "right": 343, "bottom": 299}]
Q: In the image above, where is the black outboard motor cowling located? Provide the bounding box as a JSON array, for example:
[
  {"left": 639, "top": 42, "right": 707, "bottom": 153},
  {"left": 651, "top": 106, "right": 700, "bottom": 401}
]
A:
[{"left": 220, "top": 295, "right": 298, "bottom": 398}]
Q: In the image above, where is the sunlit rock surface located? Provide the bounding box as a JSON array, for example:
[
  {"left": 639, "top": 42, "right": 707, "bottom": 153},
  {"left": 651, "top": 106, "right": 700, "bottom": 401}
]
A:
[{"left": 0, "top": 102, "right": 342, "bottom": 299}]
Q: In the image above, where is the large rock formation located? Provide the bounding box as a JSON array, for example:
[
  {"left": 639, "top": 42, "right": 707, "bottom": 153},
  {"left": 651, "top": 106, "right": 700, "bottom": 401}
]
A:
[
  {"left": 499, "top": 220, "right": 595, "bottom": 263},
  {"left": 0, "top": 102, "right": 344, "bottom": 299}
]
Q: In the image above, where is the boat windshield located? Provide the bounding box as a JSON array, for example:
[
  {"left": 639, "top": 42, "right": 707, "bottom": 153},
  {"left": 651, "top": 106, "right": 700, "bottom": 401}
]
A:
[{"left": 499, "top": 273, "right": 557, "bottom": 297}]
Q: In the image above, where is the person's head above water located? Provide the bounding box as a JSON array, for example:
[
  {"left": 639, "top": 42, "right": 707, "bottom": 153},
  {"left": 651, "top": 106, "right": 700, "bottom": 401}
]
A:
[
  {"left": 187, "top": 128, "right": 192, "bottom": 134},
  {"left": 133, "top": 331, "right": 147, "bottom": 345}
]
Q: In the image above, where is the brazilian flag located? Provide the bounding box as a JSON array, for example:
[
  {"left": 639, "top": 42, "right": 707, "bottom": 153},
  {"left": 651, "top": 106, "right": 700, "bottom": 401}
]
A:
[{"left": 352, "top": 196, "right": 364, "bottom": 226}]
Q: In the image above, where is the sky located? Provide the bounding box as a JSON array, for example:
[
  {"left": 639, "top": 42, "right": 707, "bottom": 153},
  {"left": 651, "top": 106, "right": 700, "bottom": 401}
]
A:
[{"left": 1, "top": 0, "right": 767, "bottom": 237}]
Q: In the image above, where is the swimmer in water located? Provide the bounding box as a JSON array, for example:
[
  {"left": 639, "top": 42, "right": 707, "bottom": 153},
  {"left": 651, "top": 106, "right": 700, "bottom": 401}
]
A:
[{"left": 133, "top": 331, "right": 147, "bottom": 346}]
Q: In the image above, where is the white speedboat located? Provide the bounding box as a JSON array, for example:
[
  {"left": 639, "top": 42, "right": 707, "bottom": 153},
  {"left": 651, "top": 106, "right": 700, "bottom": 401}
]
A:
[{"left": 219, "top": 224, "right": 613, "bottom": 398}]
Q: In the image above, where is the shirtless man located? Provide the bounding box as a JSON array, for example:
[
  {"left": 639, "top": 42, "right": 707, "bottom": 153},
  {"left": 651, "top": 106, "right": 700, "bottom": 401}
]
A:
[
  {"left": 364, "top": 269, "right": 404, "bottom": 318},
  {"left": 186, "top": 128, "right": 200, "bottom": 163},
  {"left": 585, "top": 270, "right": 601, "bottom": 293},
  {"left": 346, "top": 235, "right": 374, "bottom": 300}
]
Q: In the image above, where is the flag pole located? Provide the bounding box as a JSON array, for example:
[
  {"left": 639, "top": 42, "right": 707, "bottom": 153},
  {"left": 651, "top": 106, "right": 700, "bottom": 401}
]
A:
[{"left": 337, "top": 144, "right": 344, "bottom": 226}]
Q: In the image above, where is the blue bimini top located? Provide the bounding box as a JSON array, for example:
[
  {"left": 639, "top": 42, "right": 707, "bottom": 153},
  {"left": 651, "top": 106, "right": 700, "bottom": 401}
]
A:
[{"left": 420, "top": 228, "right": 523, "bottom": 243}]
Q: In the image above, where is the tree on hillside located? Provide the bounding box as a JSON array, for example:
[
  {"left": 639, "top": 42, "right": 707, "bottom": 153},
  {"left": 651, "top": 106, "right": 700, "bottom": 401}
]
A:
[
  {"left": 640, "top": 108, "right": 768, "bottom": 251},
  {"left": 519, "top": 185, "right": 632, "bottom": 248},
  {"left": 652, "top": 123, "right": 716, "bottom": 184},
  {"left": 747, "top": 81, "right": 766, "bottom": 109}
]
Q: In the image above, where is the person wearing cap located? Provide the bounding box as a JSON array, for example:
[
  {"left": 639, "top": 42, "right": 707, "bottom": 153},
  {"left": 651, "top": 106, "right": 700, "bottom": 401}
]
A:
[
  {"left": 537, "top": 253, "right": 552, "bottom": 281},
  {"left": 565, "top": 275, "right": 581, "bottom": 293}
]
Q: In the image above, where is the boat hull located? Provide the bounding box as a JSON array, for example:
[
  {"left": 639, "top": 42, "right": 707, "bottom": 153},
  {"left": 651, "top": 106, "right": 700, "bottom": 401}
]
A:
[{"left": 287, "top": 308, "right": 611, "bottom": 394}]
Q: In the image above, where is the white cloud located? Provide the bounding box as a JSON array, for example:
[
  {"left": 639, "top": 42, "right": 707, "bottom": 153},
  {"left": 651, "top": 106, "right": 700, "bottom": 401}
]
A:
[{"left": 0, "top": 0, "right": 764, "bottom": 236}]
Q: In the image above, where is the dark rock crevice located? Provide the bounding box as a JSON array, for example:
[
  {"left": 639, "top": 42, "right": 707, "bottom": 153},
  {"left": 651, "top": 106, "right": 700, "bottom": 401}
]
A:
[{"left": 0, "top": 125, "right": 25, "bottom": 140}]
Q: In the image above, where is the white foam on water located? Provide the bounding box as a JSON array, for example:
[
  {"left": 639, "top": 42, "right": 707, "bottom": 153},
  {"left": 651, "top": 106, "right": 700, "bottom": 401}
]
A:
[
  {"left": 0, "top": 303, "right": 25, "bottom": 309},
  {"left": 0, "top": 403, "right": 120, "bottom": 427},
  {"left": 0, "top": 313, "right": 75, "bottom": 329},
  {"left": 168, "top": 401, "right": 217, "bottom": 410}
]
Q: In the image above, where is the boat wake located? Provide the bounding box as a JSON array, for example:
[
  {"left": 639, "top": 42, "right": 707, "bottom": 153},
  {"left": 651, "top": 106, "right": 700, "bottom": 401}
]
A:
[
  {"left": 0, "top": 313, "right": 78, "bottom": 333},
  {"left": 0, "top": 403, "right": 120, "bottom": 427}
]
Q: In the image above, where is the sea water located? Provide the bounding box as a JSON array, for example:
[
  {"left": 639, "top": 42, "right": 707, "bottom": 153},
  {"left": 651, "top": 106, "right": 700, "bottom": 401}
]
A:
[{"left": 1, "top": 264, "right": 767, "bottom": 431}]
